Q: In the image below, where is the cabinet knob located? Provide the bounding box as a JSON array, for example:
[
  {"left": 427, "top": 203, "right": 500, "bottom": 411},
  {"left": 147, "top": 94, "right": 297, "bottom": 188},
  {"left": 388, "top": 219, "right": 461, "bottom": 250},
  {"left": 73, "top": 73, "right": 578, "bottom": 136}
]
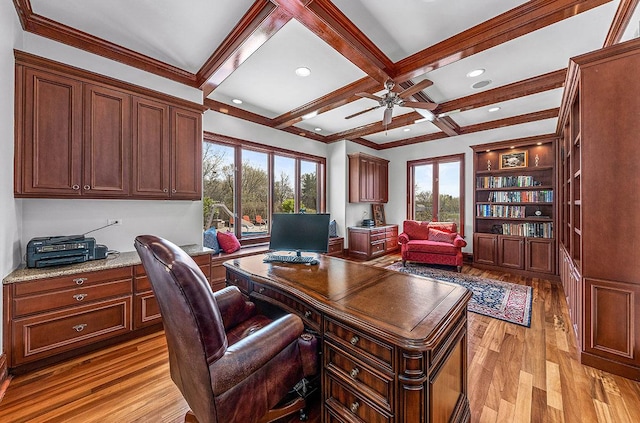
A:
[
  {"left": 72, "top": 323, "right": 88, "bottom": 332},
  {"left": 73, "top": 293, "right": 88, "bottom": 301},
  {"left": 84, "top": 185, "right": 91, "bottom": 190},
  {"left": 163, "top": 188, "right": 168, "bottom": 193},
  {"left": 350, "top": 401, "right": 360, "bottom": 414},
  {"left": 304, "top": 310, "right": 312, "bottom": 319},
  {"left": 72, "top": 184, "right": 80, "bottom": 190},
  {"left": 350, "top": 335, "right": 359, "bottom": 346},
  {"left": 258, "top": 287, "right": 265, "bottom": 294},
  {"left": 349, "top": 367, "right": 360, "bottom": 379},
  {"left": 73, "top": 277, "right": 87, "bottom": 285},
  {"left": 172, "top": 189, "right": 177, "bottom": 193}
]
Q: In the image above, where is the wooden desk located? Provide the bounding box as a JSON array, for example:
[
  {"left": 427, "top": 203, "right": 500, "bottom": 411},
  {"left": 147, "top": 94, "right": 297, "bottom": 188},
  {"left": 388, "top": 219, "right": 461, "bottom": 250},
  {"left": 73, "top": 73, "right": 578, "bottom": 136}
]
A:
[{"left": 224, "top": 255, "right": 472, "bottom": 423}]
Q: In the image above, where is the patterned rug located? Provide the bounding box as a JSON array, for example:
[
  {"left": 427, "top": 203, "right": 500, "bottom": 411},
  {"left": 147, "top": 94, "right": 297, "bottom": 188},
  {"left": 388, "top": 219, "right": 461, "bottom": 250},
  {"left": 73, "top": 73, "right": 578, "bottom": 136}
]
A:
[{"left": 385, "top": 262, "right": 532, "bottom": 327}]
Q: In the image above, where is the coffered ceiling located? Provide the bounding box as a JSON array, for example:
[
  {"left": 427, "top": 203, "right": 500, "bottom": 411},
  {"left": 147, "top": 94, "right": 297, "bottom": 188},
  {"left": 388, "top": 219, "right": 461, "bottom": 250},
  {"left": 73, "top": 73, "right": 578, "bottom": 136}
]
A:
[{"left": 13, "top": 0, "right": 640, "bottom": 149}]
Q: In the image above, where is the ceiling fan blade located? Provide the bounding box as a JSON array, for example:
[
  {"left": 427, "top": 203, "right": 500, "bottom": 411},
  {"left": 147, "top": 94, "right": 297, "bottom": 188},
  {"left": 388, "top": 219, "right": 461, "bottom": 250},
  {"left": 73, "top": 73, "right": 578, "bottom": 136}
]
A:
[
  {"left": 356, "top": 92, "right": 383, "bottom": 102},
  {"left": 344, "top": 105, "right": 381, "bottom": 119},
  {"left": 406, "top": 100, "right": 438, "bottom": 111},
  {"left": 383, "top": 107, "right": 393, "bottom": 126},
  {"left": 398, "top": 79, "right": 433, "bottom": 99}
]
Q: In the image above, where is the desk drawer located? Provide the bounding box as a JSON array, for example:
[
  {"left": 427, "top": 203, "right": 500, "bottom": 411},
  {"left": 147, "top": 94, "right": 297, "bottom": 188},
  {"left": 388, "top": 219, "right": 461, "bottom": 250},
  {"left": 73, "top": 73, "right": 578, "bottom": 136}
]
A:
[
  {"left": 226, "top": 270, "right": 250, "bottom": 294},
  {"left": 325, "top": 318, "right": 393, "bottom": 371},
  {"left": 325, "top": 376, "right": 392, "bottom": 423},
  {"left": 325, "top": 342, "right": 393, "bottom": 410},
  {"left": 12, "top": 296, "right": 131, "bottom": 366},
  {"left": 371, "top": 241, "right": 386, "bottom": 256},
  {"left": 370, "top": 232, "right": 386, "bottom": 242},
  {"left": 14, "top": 267, "right": 132, "bottom": 296},
  {"left": 252, "top": 283, "right": 321, "bottom": 331},
  {"left": 13, "top": 279, "right": 132, "bottom": 317}
]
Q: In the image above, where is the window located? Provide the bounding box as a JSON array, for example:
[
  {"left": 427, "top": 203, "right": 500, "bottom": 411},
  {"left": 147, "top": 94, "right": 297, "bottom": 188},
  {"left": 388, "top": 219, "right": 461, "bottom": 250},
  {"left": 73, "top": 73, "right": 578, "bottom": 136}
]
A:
[
  {"left": 408, "top": 154, "right": 465, "bottom": 234},
  {"left": 203, "top": 133, "right": 326, "bottom": 244}
]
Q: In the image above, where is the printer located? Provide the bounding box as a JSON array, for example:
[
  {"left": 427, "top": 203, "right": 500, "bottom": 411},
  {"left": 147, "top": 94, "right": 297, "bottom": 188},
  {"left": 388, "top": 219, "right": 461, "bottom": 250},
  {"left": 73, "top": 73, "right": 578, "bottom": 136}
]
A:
[{"left": 26, "top": 235, "right": 108, "bottom": 268}]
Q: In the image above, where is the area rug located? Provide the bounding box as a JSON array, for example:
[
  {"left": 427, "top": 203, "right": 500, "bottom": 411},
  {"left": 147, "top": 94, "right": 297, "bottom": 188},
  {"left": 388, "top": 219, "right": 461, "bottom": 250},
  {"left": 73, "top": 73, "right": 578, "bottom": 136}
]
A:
[{"left": 385, "top": 262, "right": 532, "bottom": 327}]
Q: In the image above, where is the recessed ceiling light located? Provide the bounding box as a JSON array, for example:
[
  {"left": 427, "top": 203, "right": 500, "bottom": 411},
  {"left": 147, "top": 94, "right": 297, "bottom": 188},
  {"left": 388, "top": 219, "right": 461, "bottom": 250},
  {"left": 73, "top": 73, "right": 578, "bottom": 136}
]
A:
[
  {"left": 466, "top": 69, "right": 485, "bottom": 78},
  {"left": 295, "top": 67, "right": 311, "bottom": 77},
  {"left": 510, "top": 146, "right": 515, "bottom": 149},
  {"left": 536, "top": 142, "right": 542, "bottom": 145},
  {"left": 486, "top": 149, "right": 491, "bottom": 152},
  {"left": 232, "top": 98, "right": 243, "bottom": 104},
  {"left": 488, "top": 106, "right": 500, "bottom": 112},
  {"left": 302, "top": 111, "right": 318, "bottom": 120},
  {"left": 472, "top": 80, "right": 492, "bottom": 89},
  {"left": 315, "top": 127, "right": 322, "bottom": 132},
  {"left": 403, "top": 128, "right": 411, "bottom": 132}
]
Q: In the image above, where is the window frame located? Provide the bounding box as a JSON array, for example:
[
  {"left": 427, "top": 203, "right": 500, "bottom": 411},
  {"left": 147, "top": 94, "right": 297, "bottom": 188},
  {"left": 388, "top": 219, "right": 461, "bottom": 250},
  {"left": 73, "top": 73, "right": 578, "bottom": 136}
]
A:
[
  {"left": 203, "top": 132, "right": 326, "bottom": 245},
  {"left": 406, "top": 153, "right": 465, "bottom": 235}
]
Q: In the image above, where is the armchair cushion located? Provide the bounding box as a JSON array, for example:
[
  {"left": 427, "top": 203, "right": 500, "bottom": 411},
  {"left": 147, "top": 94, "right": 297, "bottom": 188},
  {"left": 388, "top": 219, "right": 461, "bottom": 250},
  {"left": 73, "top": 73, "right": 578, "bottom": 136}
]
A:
[{"left": 428, "top": 228, "right": 457, "bottom": 244}]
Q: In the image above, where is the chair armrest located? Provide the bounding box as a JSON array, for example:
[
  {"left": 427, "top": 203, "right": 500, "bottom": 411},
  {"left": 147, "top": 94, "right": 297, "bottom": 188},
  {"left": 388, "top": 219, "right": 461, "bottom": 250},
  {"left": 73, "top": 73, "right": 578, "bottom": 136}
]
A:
[
  {"left": 453, "top": 234, "right": 467, "bottom": 248},
  {"left": 214, "top": 286, "right": 257, "bottom": 331},
  {"left": 398, "top": 233, "right": 410, "bottom": 244},
  {"left": 210, "top": 313, "right": 304, "bottom": 395}
]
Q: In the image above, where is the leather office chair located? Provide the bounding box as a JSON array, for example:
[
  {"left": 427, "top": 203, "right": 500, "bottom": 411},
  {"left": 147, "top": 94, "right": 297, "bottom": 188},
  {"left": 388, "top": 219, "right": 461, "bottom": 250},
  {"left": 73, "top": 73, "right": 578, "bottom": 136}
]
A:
[{"left": 134, "top": 235, "right": 318, "bottom": 423}]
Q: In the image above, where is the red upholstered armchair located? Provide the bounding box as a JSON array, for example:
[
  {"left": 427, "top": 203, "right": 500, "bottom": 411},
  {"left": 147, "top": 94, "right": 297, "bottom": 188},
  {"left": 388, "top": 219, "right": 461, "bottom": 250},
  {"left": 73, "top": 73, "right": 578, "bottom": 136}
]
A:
[{"left": 398, "top": 221, "right": 467, "bottom": 272}]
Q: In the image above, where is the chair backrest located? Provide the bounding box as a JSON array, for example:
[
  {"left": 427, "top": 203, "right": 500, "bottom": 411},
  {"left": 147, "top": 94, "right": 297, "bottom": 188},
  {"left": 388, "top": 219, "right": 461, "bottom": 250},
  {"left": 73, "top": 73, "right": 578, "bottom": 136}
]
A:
[
  {"left": 134, "top": 235, "right": 226, "bottom": 421},
  {"left": 403, "top": 220, "right": 458, "bottom": 239}
]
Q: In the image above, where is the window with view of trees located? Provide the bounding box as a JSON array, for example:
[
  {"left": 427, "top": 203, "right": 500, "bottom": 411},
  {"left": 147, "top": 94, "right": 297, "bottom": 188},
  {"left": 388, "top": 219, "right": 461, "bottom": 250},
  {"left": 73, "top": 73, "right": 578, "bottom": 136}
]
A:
[
  {"left": 408, "top": 154, "right": 465, "bottom": 234},
  {"left": 203, "top": 134, "right": 325, "bottom": 244}
]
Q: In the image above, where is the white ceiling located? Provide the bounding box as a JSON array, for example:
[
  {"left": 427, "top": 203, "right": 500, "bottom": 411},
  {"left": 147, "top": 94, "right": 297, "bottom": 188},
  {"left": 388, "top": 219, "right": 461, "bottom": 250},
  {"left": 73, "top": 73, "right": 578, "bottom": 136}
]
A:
[{"left": 21, "top": 0, "right": 637, "bottom": 147}]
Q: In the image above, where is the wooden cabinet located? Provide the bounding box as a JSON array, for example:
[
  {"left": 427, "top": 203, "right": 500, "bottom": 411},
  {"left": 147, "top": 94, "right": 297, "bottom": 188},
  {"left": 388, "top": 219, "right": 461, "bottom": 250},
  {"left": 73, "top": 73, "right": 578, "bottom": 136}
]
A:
[
  {"left": 348, "top": 225, "right": 398, "bottom": 260},
  {"left": 326, "top": 237, "right": 344, "bottom": 257},
  {"left": 348, "top": 153, "right": 389, "bottom": 203},
  {"left": 14, "top": 51, "right": 202, "bottom": 200},
  {"left": 471, "top": 138, "right": 556, "bottom": 277},
  {"left": 3, "top": 249, "right": 212, "bottom": 372},
  {"left": 6, "top": 267, "right": 133, "bottom": 368},
  {"left": 556, "top": 39, "right": 640, "bottom": 380}
]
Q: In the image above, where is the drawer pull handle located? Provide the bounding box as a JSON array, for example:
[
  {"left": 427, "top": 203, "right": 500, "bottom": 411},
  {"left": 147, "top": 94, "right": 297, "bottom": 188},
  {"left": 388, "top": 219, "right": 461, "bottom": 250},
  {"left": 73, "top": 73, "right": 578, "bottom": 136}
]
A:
[
  {"left": 73, "top": 294, "right": 88, "bottom": 301},
  {"left": 73, "top": 278, "right": 87, "bottom": 285},
  {"left": 350, "top": 401, "right": 360, "bottom": 414},
  {"left": 304, "top": 310, "right": 312, "bottom": 318},
  {"left": 349, "top": 367, "right": 360, "bottom": 379},
  {"left": 350, "top": 336, "right": 359, "bottom": 346},
  {"left": 73, "top": 324, "right": 88, "bottom": 332},
  {"left": 258, "top": 287, "right": 265, "bottom": 294}
]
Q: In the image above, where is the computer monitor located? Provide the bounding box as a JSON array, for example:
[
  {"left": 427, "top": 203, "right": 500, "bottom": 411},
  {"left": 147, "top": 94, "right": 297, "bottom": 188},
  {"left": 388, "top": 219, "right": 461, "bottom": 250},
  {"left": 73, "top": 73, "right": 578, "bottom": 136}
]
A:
[{"left": 269, "top": 213, "right": 330, "bottom": 256}]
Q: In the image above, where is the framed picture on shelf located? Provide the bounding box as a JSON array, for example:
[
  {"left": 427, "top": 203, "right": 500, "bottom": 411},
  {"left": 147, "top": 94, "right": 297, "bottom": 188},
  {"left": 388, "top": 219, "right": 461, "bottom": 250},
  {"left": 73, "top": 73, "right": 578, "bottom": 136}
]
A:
[
  {"left": 371, "top": 203, "right": 386, "bottom": 226},
  {"left": 499, "top": 150, "right": 528, "bottom": 169}
]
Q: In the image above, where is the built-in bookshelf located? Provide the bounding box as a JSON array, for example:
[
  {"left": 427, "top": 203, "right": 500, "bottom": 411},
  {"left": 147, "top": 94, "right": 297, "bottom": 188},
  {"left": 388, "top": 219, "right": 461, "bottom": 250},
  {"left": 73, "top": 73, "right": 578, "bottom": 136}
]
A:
[{"left": 471, "top": 137, "right": 556, "bottom": 277}]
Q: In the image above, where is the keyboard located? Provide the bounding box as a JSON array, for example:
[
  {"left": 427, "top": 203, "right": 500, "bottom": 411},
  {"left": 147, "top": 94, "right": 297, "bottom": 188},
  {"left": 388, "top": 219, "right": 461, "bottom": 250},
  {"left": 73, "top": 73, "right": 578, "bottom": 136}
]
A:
[{"left": 263, "top": 254, "right": 317, "bottom": 264}]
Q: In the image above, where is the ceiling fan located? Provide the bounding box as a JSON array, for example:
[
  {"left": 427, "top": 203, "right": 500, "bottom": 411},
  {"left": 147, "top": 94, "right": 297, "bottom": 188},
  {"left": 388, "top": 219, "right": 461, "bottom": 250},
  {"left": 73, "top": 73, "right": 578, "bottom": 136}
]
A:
[{"left": 345, "top": 79, "right": 438, "bottom": 126}]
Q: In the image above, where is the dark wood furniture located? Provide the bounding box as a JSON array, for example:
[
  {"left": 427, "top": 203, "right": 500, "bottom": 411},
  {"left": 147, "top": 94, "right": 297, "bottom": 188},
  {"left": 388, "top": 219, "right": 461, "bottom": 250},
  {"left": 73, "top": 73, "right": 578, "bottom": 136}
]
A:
[
  {"left": 347, "top": 225, "right": 398, "bottom": 260},
  {"left": 14, "top": 51, "right": 203, "bottom": 200},
  {"left": 2, "top": 249, "right": 211, "bottom": 373},
  {"left": 348, "top": 153, "right": 389, "bottom": 203},
  {"left": 326, "top": 237, "right": 345, "bottom": 258},
  {"left": 471, "top": 138, "right": 556, "bottom": 278},
  {"left": 224, "top": 255, "right": 471, "bottom": 423},
  {"left": 557, "top": 38, "right": 640, "bottom": 380}
]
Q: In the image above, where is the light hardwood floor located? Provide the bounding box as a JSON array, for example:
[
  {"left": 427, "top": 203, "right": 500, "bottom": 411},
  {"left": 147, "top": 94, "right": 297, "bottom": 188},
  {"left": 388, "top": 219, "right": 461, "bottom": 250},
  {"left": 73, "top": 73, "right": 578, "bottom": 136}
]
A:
[{"left": 0, "top": 255, "right": 638, "bottom": 422}]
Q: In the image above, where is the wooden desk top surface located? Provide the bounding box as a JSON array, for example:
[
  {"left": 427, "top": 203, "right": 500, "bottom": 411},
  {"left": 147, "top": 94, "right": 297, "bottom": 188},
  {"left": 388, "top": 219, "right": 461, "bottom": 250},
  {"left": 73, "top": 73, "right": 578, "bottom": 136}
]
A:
[{"left": 224, "top": 255, "right": 471, "bottom": 351}]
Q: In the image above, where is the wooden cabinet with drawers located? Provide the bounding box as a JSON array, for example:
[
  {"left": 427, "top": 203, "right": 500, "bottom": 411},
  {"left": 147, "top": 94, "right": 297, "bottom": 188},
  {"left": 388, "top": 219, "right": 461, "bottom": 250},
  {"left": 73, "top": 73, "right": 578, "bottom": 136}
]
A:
[
  {"left": 5, "top": 267, "right": 133, "bottom": 368},
  {"left": 326, "top": 237, "right": 344, "bottom": 258},
  {"left": 348, "top": 225, "right": 398, "bottom": 260}
]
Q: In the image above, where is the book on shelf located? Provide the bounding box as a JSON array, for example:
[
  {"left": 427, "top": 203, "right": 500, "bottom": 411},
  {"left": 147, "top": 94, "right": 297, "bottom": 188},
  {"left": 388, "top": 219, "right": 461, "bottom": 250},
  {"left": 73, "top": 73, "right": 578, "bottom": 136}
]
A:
[
  {"left": 476, "top": 175, "right": 540, "bottom": 188},
  {"left": 500, "top": 222, "right": 553, "bottom": 238},
  {"left": 476, "top": 204, "right": 526, "bottom": 218},
  {"left": 487, "top": 190, "right": 553, "bottom": 202}
]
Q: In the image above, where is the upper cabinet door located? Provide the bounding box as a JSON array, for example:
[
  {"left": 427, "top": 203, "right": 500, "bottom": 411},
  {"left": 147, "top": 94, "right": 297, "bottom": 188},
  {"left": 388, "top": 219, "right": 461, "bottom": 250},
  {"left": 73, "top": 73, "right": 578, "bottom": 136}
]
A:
[
  {"left": 83, "top": 84, "right": 131, "bottom": 196},
  {"left": 21, "top": 68, "right": 83, "bottom": 196},
  {"left": 170, "top": 107, "right": 202, "bottom": 200},
  {"left": 349, "top": 153, "right": 389, "bottom": 203},
  {"left": 131, "top": 96, "right": 170, "bottom": 198}
]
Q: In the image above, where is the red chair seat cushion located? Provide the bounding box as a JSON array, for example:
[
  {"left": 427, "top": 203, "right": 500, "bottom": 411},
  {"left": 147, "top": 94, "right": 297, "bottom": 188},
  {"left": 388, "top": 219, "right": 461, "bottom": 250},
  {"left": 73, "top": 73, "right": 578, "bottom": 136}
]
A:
[{"left": 405, "top": 240, "right": 459, "bottom": 255}]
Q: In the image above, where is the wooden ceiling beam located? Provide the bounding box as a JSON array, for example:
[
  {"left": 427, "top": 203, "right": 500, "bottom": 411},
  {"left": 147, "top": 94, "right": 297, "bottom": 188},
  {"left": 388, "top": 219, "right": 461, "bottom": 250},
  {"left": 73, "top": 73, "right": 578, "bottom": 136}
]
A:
[
  {"left": 460, "top": 108, "right": 560, "bottom": 135},
  {"left": 198, "top": 1, "right": 291, "bottom": 97},
  {"left": 392, "top": 0, "right": 613, "bottom": 82}
]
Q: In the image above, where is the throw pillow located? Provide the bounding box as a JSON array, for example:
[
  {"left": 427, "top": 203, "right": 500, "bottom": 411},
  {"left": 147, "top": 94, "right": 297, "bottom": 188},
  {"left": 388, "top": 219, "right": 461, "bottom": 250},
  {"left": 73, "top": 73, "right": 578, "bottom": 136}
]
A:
[
  {"left": 216, "top": 231, "right": 241, "bottom": 253},
  {"left": 428, "top": 228, "right": 456, "bottom": 244},
  {"left": 203, "top": 228, "right": 221, "bottom": 254}
]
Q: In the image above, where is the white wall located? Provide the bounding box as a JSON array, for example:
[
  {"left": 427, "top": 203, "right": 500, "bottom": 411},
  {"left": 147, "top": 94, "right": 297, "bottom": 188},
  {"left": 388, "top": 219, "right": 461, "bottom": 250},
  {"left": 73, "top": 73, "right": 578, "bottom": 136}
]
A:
[{"left": 1, "top": 0, "right": 25, "bottom": 356}]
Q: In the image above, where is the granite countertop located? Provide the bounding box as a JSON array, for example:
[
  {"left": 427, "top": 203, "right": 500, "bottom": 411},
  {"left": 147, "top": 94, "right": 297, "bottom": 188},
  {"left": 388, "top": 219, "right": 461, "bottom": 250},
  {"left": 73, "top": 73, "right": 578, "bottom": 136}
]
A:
[{"left": 3, "top": 244, "right": 212, "bottom": 284}]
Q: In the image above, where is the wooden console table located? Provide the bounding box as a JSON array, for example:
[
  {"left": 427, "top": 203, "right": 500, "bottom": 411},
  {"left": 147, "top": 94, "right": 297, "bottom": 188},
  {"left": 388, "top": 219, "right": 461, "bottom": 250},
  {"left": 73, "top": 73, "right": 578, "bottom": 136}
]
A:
[{"left": 224, "top": 255, "right": 471, "bottom": 423}]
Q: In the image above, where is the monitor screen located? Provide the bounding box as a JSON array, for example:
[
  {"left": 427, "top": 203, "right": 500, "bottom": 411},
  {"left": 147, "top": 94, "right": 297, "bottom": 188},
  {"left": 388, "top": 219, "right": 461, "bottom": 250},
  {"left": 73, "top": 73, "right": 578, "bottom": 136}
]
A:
[{"left": 269, "top": 213, "right": 330, "bottom": 255}]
